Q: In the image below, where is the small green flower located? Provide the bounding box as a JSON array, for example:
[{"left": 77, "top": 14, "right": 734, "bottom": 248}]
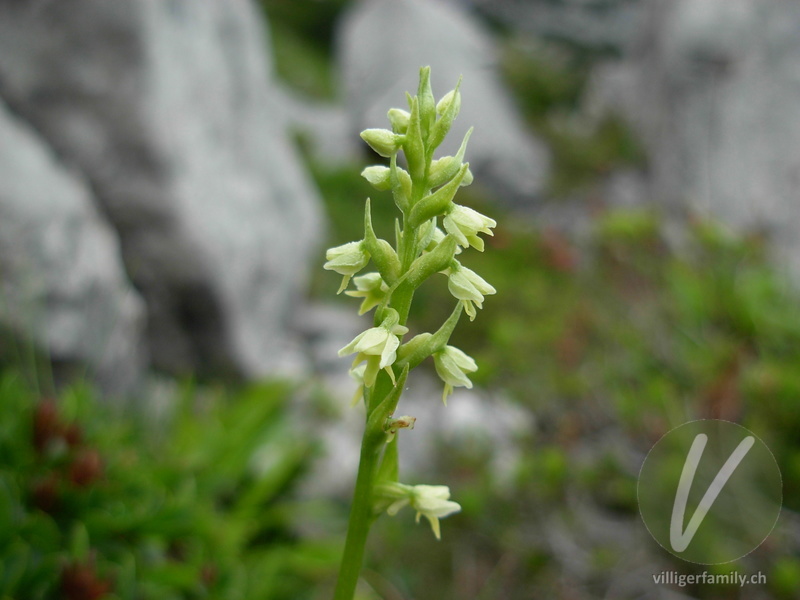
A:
[
  {"left": 446, "top": 262, "right": 496, "bottom": 320},
  {"left": 379, "top": 483, "right": 461, "bottom": 540},
  {"left": 345, "top": 272, "right": 389, "bottom": 315},
  {"left": 339, "top": 309, "right": 409, "bottom": 387},
  {"left": 443, "top": 204, "right": 496, "bottom": 251},
  {"left": 433, "top": 345, "right": 478, "bottom": 404},
  {"left": 324, "top": 241, "right": 370, "bottom": 293}
]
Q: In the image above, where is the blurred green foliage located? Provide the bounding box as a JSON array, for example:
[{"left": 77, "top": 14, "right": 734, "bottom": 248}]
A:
[
  {"left": 259, "top": 0, "right": 352, "bottom": 100},
  {"left": 499, "top": 38, "right": 644, "bottom": 196},
  {"left": 0, "top": 374, "right": 338, "bottom": 599}
]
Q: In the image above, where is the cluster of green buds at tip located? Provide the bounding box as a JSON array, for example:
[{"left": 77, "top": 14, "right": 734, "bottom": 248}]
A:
[{"left": 323, "top": 67, "right": 496, "bottom": 539}]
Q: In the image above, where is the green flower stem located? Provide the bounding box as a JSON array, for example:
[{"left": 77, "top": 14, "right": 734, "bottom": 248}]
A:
[
  {"left": 392, "top": 185, "right": 426, "bottom": 324},
  {"left": 333, "top": 372, "right": 393, "bottom": 600},
  {"left": 391, "top": 234, "right": 417, "bottom": 325},
  {"left": 332, "top": 425, "right": 381, "bottom": 600}
]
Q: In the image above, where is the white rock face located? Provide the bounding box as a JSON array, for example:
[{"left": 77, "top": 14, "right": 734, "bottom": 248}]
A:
[
  {"left": 0, "top": 0, "right": 323, "bottom": 382},
  {"left": 0, "top": 100, "right": 147, "bottom": 396},
  {"left": 337, "top": 0, "right": 550, "bottom": 205},
  {"left": 590, "top": 0, "right": 800, "bottom": 274}
]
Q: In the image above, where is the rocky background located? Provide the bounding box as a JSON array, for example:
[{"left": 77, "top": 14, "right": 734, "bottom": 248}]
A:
[
  {"left": 2, "top": 0, "right": 798, "bottom": 396},
  {"left": 0, "top": 0, "right": 322, "bottom": 396},
  {"left": 2, "top": 1, "right": 800, "bottom": 599}
]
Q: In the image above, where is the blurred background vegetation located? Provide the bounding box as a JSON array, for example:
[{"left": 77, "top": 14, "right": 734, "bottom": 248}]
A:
[{"left": 2, "top": 1, "right": 799, "bottom": 599}]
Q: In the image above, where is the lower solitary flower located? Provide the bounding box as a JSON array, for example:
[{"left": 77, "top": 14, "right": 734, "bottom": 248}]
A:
[{"left": 378, "top": 482, "right": 461, "bottom": 540}]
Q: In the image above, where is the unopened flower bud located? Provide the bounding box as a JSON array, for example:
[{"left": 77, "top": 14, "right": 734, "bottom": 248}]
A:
[
  {"left": 429, "top": 82, "right": 462, "bottom": 150},
  {"left": 387, "top": 108, "right": 410, "bottom": 134},
  {"left": 436, "top": 89, "right": 461, "bottom": 117},
  {"left": 361, "top": 166, "right": 392, "bottom": 191},
  {"left": 417, "top": 66, "right": 436, "bottom": 136},
  {"left": 361, "top": 128, "right": 402, "bottom": 157},
  {"left": 428, "top": 156, "right": 458, "bottom": 189}
]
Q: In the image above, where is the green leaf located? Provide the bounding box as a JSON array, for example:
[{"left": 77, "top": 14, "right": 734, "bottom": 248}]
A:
[
  {"left": 69, "top": 523, "right": 90, "bottom": 562},
  {"left": 404, "top": 234, "right": 458, "bottom": 288},
  {"left": 408, "top": 164, "right": 469, "bottom": 228},
  {"left": 363, "top": 199, "right": 401, "bottom": 284},
  {"left": 403, "top": 97, "right": 425, "bottom": 182},
  {"left": 376, "top": 438, "right": 399, "bottom": 485}
]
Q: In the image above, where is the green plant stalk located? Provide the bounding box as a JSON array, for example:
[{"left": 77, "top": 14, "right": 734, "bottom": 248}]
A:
[
  {"left": 333, "top": 371, "right": 393, "bottom": 600},
  {"left": 332, "top": 428, "right": 379, "bottom": 600}
]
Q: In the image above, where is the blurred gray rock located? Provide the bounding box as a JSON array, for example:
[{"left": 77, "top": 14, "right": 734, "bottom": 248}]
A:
[
  {"left": 590, "top": 0, "right": 800, "bottom": 273},
  {"left": 0, "top": 99, "right": 147, "bottom": 396},
  {"left": 0, "top": 0, "right": 323, "bottom": 380},
  {"left": 276, "top": 86, "right": 362, "bottom": 166},
  {"left": 471, "top": 0, "right": 648, "bottom": 52},
  {"left": 337, "top": 0, "right": 550, "bottom": 205}
]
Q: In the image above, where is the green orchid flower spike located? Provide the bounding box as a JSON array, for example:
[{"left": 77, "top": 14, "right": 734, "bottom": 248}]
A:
[{"left": 326, "top": 67, "right": 497, "bottom": 600}]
